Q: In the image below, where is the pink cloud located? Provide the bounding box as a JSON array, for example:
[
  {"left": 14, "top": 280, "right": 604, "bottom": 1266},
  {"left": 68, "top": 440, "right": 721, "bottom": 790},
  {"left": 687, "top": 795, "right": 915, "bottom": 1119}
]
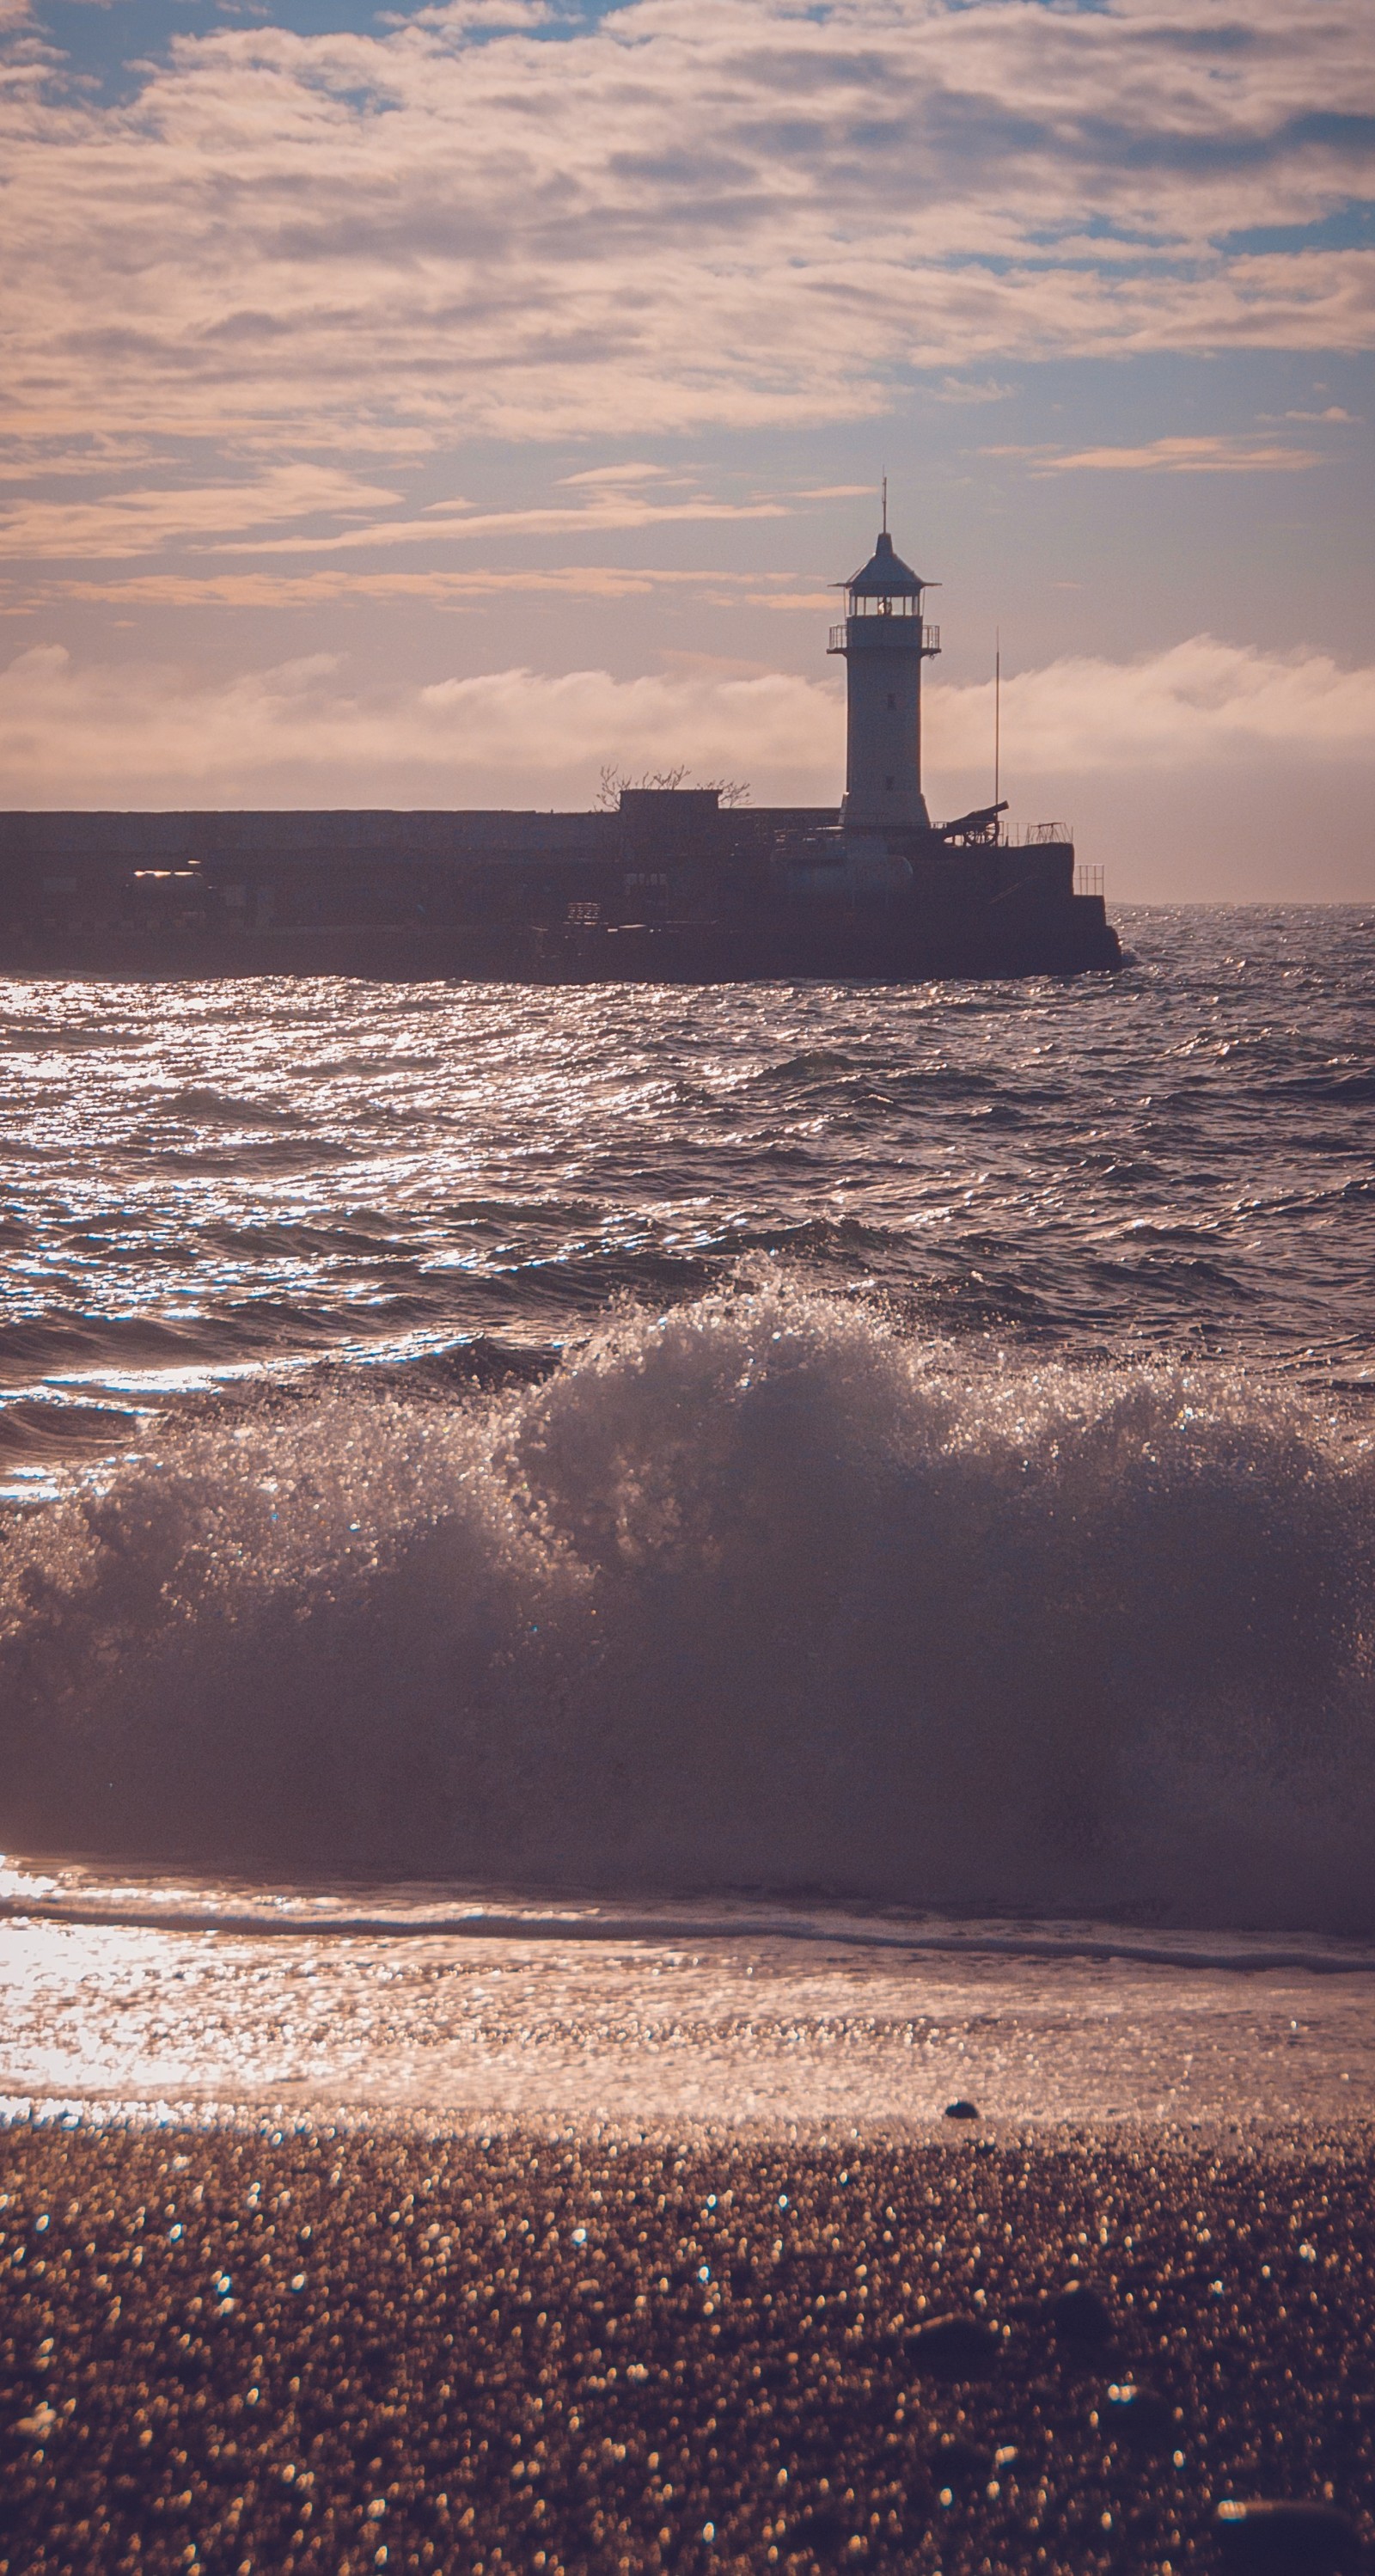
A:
[
  {"left": 0, "top": 0, "right": 1370, "bottom": 476},
  {"left": 1036, "top": 435, "right": 1325, "bottom": 474},
  {"left": 0, "top": 465, "right": 402, "bottom": 560},
  {"left": 931, "top": 638, "right": 1375, "bottom": 774},
  {"left": 3, "top": 636, "right": 1372, "bottom": 817}
]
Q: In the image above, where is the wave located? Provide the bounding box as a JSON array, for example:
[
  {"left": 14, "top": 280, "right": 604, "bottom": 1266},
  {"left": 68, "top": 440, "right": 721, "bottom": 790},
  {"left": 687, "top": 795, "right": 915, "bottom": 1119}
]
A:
[
  {"left": 3, "top": 1878, "right": 1373, "bottom": 1976},
  {"left": 1271, "top": 1071, "right": 1375, "bottom": 1108},
  {"left": 160, "top": 1087, "right": 312, "bottom": 1128},
  {"left": 0, "top": 1300, "right": 370, "bottom": 1378},
  {"left": 0, "top": 1398, "right": 140, "bottom": 1467},
  {"left": 1, "top": 1285, "right": 1372, "bottom": 1931}
]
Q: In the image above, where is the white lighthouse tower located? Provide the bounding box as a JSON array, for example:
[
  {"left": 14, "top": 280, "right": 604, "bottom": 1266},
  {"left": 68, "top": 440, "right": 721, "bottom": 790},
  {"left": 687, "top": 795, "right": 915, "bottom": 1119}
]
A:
[{"left": 828, "top": 510, "right": 940, "bottom": 834}]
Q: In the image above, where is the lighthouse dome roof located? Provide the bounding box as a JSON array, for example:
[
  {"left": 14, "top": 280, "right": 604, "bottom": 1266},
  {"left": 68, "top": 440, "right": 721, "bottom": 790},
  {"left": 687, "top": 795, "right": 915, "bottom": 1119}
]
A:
[{"left": 843, "top": 528, "right": 927, "bottom": 596}]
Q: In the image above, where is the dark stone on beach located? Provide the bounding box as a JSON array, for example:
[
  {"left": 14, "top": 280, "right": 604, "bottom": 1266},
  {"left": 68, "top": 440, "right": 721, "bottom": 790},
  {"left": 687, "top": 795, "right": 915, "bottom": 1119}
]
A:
[
  {"left": 1103, "top": 2381, "right": 1177, "bottom": 2447},
  {"left": 1051, "top": 2280, "right": 1114, "bottom": 2348},
  {"left": 906, "top": 2315, "right": 1000, "bottom": 2377},
  {"left": 1214, "top": 2500, "right": 1361, "bottom": 2573},
  {"left": 932, "top": 2434, "right": 990, "bottom": 2487},
  {"left": 944, "top": 2098, "right": 980, "bottom": 2120},
  {"left": 796, "top": 2502, "right": 849, "bottom": 2556}
]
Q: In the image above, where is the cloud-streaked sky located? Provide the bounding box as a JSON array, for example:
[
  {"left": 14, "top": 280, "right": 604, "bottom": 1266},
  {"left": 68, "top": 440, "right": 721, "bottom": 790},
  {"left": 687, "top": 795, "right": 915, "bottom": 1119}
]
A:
[{"left": 3, "top": 0, "right": 1372, "bottom": 893}]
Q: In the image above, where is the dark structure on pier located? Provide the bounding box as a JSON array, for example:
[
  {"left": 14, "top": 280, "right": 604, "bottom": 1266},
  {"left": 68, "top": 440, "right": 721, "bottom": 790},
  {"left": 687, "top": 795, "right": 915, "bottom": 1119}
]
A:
[{"left": 0, "top": 521, "right": 1120, "bottom": 981}]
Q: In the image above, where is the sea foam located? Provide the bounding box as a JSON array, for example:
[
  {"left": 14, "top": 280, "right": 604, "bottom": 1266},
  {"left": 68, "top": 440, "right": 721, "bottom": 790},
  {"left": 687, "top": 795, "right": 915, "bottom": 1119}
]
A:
[{"left": 2, "top": 1286, "right": 1372, "bottom": 1930}]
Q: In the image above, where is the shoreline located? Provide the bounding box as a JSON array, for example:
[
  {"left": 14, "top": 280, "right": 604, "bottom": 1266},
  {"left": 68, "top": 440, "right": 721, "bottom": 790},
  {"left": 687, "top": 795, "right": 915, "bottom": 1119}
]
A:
[
  {"left": 5, "top": 2096, "right": 1375, "bottom": 2151},
  {"left": 9, "top": 1893, "right": 1375, "bottom": 1977},
  {"left": 3, "top": 2118, "right": 1372, "bottom": 2574},
  {"left": 4, "top": 1911, "right": 1375, "bottom": 2132}
]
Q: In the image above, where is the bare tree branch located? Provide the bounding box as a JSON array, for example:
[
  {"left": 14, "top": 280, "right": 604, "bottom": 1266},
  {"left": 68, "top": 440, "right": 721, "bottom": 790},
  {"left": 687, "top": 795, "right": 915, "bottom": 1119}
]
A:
[{"left": 593, "top": 763, "right": 751, "bottom": 809}]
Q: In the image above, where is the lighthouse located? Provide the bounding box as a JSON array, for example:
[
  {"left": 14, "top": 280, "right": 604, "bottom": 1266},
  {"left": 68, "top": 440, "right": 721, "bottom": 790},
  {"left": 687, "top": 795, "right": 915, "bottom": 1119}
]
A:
[{"left": 828, "top": 516, "right": 940, "bottom": 833}]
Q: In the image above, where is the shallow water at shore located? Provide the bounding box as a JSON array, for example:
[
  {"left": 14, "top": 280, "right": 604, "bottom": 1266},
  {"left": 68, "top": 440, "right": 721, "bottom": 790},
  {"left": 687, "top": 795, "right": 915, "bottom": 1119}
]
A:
[{"left": 3, "top": 1869, "right": 1375, "bottom": 2135}]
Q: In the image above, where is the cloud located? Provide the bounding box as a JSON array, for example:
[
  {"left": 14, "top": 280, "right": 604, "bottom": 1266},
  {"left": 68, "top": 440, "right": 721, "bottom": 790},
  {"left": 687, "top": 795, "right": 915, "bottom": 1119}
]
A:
[
  {"left": 3, "top": 635, "right": 1371, "bottom": 816},
  {"left": 0, "top": 643, "right": 844, "bottom": 804},
  {"left": 218, "top": 493, "right": 790, "bottom": 557},
  {"left": 0, "top": 476, "right": 789, "bottom": 564},
  {"left": 2, "top": 0, "right": 1372, "bottom": 472},
  {"left": 931, "top": 638, "right": 1375, "bottom": 773},
  {"left": 557, "top": 463, "right": 676, "bottom": 487},
  {"left": 398, "top": 0, "right": 554, "bottom": 24},
  {"left": 932, "top": 377, "right": 1017, "bottom": 406},
  {"left": 744, "top": 591, "right": 837, "bottom": 612},
  {"left": 0, "top": 465, "right": 400, "bottom": 560},
  {"left": 44, "top": 566, "right": 804, "bottom": 607},
  {"left": 1036, "top": 434, "right": 1325, "bottom": 473},
  {"left": 392, "top": 0, "right": 554, "bottom": 26},
  {"left": 0, "top": 436, "right": 175, "bottom": 484}
]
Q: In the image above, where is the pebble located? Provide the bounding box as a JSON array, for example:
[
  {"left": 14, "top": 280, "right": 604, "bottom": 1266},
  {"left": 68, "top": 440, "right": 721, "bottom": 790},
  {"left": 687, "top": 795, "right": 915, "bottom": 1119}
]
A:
[
  {"left": 944, "top": 2099, "right": 981, "bottom": 2120},
  {"left": 1214, "top": 2500, "right": 1361, "bottom": 2573},
  {"left": 1103, "top": 2382, "right": 1177, "bottom": 2448},
  {"left": 907, "top": 2314, "right": 1002, "bottom": 2377},
  {"left": 933, "top": 2433, "right": 992, "bottom": 2485},
  {"left": 796, "top": 2500, "right": 849, "bottom": 2553},
  {"left": 1051, "top": 2280, "right": 1115, "bottom": 2348}
]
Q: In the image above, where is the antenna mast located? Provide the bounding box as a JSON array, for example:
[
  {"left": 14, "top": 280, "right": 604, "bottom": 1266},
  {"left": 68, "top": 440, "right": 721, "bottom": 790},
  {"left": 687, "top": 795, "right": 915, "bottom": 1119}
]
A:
[
  {"left": 994, "top": 627, "right": 1001, "bottom": 811},
  {"left": 881, "top": 473, "right": 888, "bottom": 535}
]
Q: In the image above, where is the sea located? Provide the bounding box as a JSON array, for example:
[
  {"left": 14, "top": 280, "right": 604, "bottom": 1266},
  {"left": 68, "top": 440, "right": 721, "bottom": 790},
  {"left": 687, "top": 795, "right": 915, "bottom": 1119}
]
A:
[{"left": 2, "top": 904, "right": 1374, "bottom": 2133}]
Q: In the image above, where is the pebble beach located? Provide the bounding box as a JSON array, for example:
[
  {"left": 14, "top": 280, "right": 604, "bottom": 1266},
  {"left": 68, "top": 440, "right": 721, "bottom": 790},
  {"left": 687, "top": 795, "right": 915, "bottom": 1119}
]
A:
[{"left": 3, "top": 2120, "right": 1372, "bottom": 2576}]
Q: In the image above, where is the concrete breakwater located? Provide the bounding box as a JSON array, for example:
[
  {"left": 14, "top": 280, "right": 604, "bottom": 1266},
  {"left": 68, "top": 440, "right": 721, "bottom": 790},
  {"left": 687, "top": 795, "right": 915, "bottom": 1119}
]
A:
[{"left": 0, "top": 794, "right": 1119, "bottom": 982}]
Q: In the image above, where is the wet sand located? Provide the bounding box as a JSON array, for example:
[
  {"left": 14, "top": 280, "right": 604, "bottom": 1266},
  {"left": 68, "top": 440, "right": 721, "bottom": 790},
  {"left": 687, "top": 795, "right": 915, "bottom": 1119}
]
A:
[
  {"left": 6, "top": 1897, "right": 1375, "bottom": 2128},
  {"left": 2, "top": 2120, "right": 1372, "bottom": 2574}
]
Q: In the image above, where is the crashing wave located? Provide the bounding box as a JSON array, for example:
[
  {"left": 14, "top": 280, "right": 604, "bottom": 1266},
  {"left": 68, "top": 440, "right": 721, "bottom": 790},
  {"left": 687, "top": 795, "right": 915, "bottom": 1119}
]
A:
[{"left": 1, "top": 1285, "right": 1372, "bottom": 1930}]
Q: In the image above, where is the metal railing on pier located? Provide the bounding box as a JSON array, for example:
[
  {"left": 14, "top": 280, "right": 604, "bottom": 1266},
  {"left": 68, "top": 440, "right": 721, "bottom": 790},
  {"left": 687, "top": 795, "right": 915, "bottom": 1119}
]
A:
[{"left": 971, "top": 822, "right": 1073, "bottom": 848}]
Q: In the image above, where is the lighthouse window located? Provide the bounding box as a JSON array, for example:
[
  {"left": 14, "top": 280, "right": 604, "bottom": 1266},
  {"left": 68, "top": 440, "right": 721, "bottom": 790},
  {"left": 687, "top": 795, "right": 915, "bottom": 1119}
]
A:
[
  {"left": 885, "top": 775, "right": 895, "bottom": 791},
  {"left": 887, "top": 693, "right": 895, "bottom": 710}
]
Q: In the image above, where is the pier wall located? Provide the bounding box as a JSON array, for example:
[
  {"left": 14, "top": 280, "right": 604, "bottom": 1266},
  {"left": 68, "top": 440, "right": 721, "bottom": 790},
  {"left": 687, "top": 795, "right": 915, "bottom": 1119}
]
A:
[{"left": 0, "top": 804, "right": 1115, "bottom": 977}]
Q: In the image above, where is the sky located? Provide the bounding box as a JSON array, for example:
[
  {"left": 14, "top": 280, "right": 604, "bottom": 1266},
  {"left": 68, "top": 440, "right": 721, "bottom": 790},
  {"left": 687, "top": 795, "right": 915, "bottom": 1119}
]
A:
[{"left": 1, "top": 0, "right": 1372, "bottom": 896}]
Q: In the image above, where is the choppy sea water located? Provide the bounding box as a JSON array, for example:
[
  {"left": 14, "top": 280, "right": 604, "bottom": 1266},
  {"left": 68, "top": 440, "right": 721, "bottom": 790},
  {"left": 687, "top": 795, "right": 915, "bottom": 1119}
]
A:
[{"left": 2, "top": 907, "right": 1373, "bottom": 2123}]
